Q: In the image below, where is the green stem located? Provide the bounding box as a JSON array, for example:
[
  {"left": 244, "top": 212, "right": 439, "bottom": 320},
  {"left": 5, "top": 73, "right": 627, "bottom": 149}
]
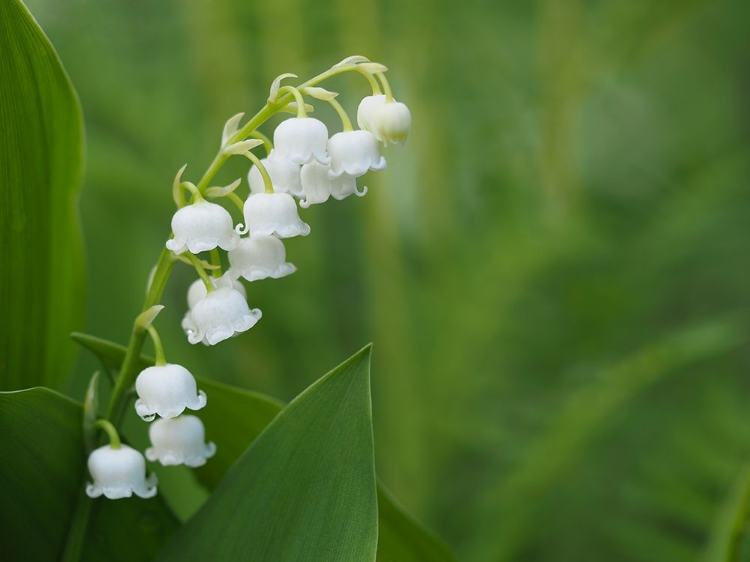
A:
[
  {"left": 105, "top": 248, "right": 174, "bottom": 425},
  {"left": 250, "top": 130, "right": 273, "bottom": 156},
  {"left": 327, "top": 97, "right": 353, "bottom": 131},
  {"left": 146, "top": 325, "right": 166, "bottom": 366},
  {"left": 60, "top": 487, "right": 95, "bottom": 562},
  {"left": 244, "top": 151, "right": 275, "bottom": 194},
  {"left": 185, "top": 252, "right": 214, "bottom": 290},
  {"left": 227, "top": 191, "right": 246, "bottom": 213},
  {"left": 210, "top": 248, "right": 222, "bottom": 278},
  {"left": 278, "top": 85, "right": 307, "bottom": 118},
  {"left": 376, "top": 71, "right": 393, "bottom": 102},
  {"left": 93, "top": 419, "right": 121, "bottom": 449}
]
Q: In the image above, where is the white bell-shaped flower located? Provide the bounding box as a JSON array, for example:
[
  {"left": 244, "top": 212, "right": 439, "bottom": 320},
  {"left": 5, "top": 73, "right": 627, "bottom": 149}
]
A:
[
  {"left": 182, "top": 285, "right": 262, "bottom": 345},
  {"left": 145, "top": 415, "right": 216, "bottom": 468},
  {"left": 186, "top": 276, "right": 246, "bottom": 310},
  {"left": 371, "top": 100, "right": 412, "bottom": 145},
  {"left": 327, "top": 130, "right": 386, "bottom": 178},
  {"left": 273, "top": 117, "right": 329, "bottom": 165},
  {"left": 86, "top": 444, "right": 157, "bottom": 500},
  {"left": 299, "top": 160, "right": 333, "bottom": 208},
  {"left": 135, "top": 364, "right": 207, "bottom": 421},
  {"left": 357, "top": 94, "right": 386, "bottom": 132},
  {"left": 300, "top": 161, "right": 366, "bottom": 206},
  {"left": 248, "top": 150, "right": 303, "bottom": 197},
  {"left": 228, "top": 236, "right": 296, "bottom": 282},
  {"left": 166, "top": 200, "right": 239, "bottom": 255},
  {"left": 242, "top": 192, "right": 310, "bottom": 238}
]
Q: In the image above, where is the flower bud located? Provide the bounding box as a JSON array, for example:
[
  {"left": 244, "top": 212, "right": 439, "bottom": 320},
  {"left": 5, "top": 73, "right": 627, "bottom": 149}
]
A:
[{"left": 371, "top": 101, "right": 411, "bottom": 146}]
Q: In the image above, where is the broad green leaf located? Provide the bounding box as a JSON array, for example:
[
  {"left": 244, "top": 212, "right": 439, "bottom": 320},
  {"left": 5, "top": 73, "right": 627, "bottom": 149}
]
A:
[
  {"left": 0, "top": 0, "right": 85, "bottom": 391},
  {"left": 157, "top": 346, "right": 378, "bottom": 561},
  {"left": 0, "top": 387, "right": 179, "bottom": 561},
  {"left": 72, "top": 331, "right": 458, "bottom": 560},
  {"left": 195, "top": 376, "right": 457, "bottom": 562}
]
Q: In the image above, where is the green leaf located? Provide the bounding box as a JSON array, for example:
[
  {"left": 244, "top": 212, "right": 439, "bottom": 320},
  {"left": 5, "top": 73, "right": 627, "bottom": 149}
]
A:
[
  {"left": 0, "top": 0, "right": 85, "bottom": 391},
  {"left": 194, "top": 377, "right": 457, "bottom": 562},
  {"left": 702, "top": 463, "right": 750, "bottom": 562},
  {"left": 72, "top": 331, "right": 457, "bottom": 560},
  {"left": 0, "top": 387, "right": 179, "bottom": 561},
  {"left": 158, "top": 346, "right": 378, "bottom": 561}
]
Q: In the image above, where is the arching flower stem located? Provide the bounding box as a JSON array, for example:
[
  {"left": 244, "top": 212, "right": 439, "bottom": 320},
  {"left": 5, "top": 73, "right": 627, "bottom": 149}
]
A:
[
  {"left": 278, "top": 85, "right": 308, "bottom": 118},
  {"left": 327, "top": 97, "right": 354, "bottom": 132},
  {"left": 146, "top": 325, "right": 167, "bottom": 367},
  {"left": 243, "top": 151, "right": 275, "bottom": 194},
  {"left": 375, "top": 72, "right": 394, "bottom": 102},
  {"left": 184, "top": 252, "right": 215, "bottom": 292},
  {"left": 210, "top": 248, "right": 222, "bottom": 279},
  {"left": 93, "top": 419, "right": 121, "bottom": 449}
]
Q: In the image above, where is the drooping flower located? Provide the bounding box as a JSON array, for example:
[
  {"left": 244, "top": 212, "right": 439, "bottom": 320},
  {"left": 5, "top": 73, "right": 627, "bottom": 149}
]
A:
[
  {"left": 182, "top": 285, "right": 262, "bottom": 345},
  {"left": 357, "top": 95, "right": 412, "bottom": 145},
  {"left": 85, "top": 444, "right": 157, "bottom": 500},
  {"left": 186, "top": 276, "right": 246, "bottom": 310},
  {"left": 228, "top": 236, "right": 296, "bottom": 282},
  {"left": 135, "top": 364, "right": 207, "bottom": 421},
  {"left": 166, "top": 200, "right": 239, "bottom": 255},
  {"left": 273, "top": 117, "right": 329, "bottom": 165},
  {"left": 327, "top": 130, "right": 386, "bottom": 178},
  {"left": 371, "top": 100, "right": 412, "bottom": 145},
  {"left": 145, "top": 415, "right": 216, "bottom": 468},
  {"left": 357, "top": 94, "right": 386, "bottom": 132},
  {"left": 299, "top": 161, "right": 366, "bottom": 207},
  {"left": 247, "top": 150, "right": 303, "bottom": 197},
  {"left": 242, "top": 192, "right": 310, "bottom": 238}
]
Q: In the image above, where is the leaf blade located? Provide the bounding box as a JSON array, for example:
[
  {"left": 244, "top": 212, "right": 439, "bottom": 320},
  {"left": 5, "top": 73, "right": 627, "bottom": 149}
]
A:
[
  {"left": 0, "top": 0, "right": 85, "bottom": 391},
  {"left": 158, "top": 346, "right": 378, "bottom": 561}
]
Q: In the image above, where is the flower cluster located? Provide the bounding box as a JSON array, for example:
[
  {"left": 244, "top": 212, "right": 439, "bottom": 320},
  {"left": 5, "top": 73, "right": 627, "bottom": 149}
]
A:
[{"left": 85, "top": 56, "right": 410, "bottom": 499}]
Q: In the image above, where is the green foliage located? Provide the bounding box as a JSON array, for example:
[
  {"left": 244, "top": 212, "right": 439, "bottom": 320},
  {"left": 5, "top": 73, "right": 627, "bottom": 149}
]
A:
[
  {"left": 74, "top": 331, "right": 457, "bottom": 560},
  {"left": 158, "top": 346, "right": 378, "bottom": 561},
  {"left": 0, "top": 0, "right": 84, "bottom": 391},
  {"left": 0, "top": 387, "right": 179, "bottom": 561}
]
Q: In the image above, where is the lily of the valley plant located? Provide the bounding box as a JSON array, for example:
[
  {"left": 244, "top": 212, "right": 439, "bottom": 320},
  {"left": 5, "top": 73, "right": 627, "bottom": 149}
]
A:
[{"left": 85, "top": 56, "right": 411, "bottom": 499}]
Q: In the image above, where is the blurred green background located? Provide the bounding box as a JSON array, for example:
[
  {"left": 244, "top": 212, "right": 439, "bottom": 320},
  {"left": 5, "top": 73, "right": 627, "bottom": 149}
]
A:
[{"left": 26, "top": 0, "right": 750, "bottom": 559}]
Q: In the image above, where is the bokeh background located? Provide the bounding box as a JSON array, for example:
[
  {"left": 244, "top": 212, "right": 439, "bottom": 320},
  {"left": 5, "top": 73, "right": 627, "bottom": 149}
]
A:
[{"left": 26, "top": 0, "right": 750, "bottom": 560}]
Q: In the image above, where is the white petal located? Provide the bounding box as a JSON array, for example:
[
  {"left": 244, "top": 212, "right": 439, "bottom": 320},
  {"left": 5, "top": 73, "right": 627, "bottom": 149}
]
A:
[
  {"left": 228, "top": 236, "right": 296, "bottom": 282},
  {"left": 273, "top": 118, "right": 330, "bottom": 165},
  {"left": 243, "top": 192, "right": 310, "bottom": 238},
  {"left": 327, "top": 130, "right": 387, "bottom": 179},
  {"left": 86, "top": 445, "right": 158, "bottom": 500},
  {"left": 134, "top": 364, "right": 207, "bottom": 420},
  {"left": 167, "top": 201, "right": 239, "bottom": 255}
]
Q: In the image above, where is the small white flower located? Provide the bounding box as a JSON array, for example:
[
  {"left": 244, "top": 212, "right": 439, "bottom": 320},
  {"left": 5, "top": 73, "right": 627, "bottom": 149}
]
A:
[
  {"left": 86, "top": 444, "right": 157, "bottom": 500},
  {"left": 358, "top": 95, "right": 412, "bottom": 145},
  {"left": 327, "top": 130, "right": 386, "bottom": 178},
  {"left": 182, "top": 285, "right": 262, "bottom": 345},
  {"left": 299, "top": 160, "right": 333, "bottom": 207},
  {"left": 242, "top": 192, "right": 310, "bottom": 238},
  {"left": 145, "top": 415, "right": 216, "bottom": 468},
  {"left": 166, "top": 200, "right": 239, "bottom": 255},
  {"left": 371, "top": 100, "right": 412, "bottom": 146},
  {"left": 299, "top": 161, "right": 367, "bottom": 207},
  {"left": 228, "top": 236, "right": 296, "bottom": 282},
  {"left": 135, "top": 364, "right": 207, "bottom": 421},
  {"left": 357, "top": 94, "right": 386, "bottom": 132},
  {"left": 186, "top": 276, "right": 246, "bottom": 310},
  {"left": 247, "top": 150, "right": 303, "bottom": 197},
  {"left": 273, "top": 117, "right": 329, "bottom": 165}
]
